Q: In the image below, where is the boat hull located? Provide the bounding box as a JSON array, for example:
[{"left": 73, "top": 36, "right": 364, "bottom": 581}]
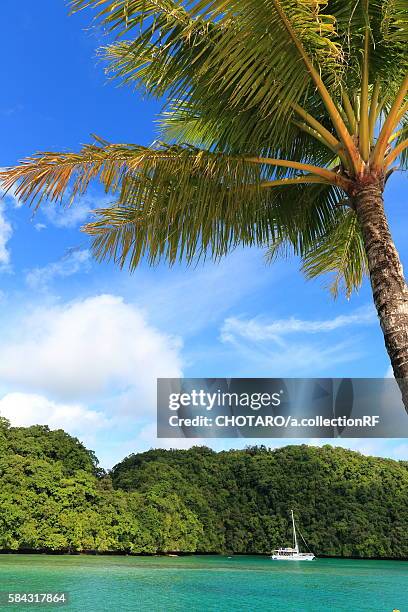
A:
[
  {"left": 271, "top": 511, "right": 315, "bottom": 561},
  {"left": 270, "top": 553, "right": 315, "bottom": 561}
]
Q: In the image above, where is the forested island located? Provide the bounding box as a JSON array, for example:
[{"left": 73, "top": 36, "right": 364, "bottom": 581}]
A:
[{"left": 0, "top": 416, "right": 407, "bottom": 558}]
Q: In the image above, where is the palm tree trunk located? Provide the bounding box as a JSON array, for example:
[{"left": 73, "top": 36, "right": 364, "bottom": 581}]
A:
[{"left": 354, "top": 181, "right": 408, "bottom": 410}]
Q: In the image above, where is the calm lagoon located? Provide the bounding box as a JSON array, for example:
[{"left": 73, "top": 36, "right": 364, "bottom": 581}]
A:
[{"left": 0, "top": 555, "right": 407, "bottom": 611}]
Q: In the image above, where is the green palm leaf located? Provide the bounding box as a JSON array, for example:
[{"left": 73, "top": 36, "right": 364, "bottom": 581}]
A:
[
  {"left": 302, "top": 209, "right": 368, "bottom": 298},
  {"left": 0, "top": 0, "right": 406, "bottom": 297}
]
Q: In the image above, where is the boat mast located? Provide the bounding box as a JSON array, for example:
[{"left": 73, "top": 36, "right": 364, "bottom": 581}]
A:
[{"left": 291, "top": 510, "right": 299, "bottom": 553}]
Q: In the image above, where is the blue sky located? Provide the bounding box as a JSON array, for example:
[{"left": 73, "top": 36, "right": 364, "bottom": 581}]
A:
[{"left": 0, "top": 1, "right": 407, "bottom": 467}]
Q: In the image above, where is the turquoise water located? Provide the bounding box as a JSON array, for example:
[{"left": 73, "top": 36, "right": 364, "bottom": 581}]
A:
[{"left": 0, "top": 555, "right": 407, "bottom": 611}]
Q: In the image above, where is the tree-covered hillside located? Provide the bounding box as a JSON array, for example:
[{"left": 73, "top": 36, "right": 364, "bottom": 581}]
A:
[
  {"left": 0, "top": 417, "right": 200, "bottom": 554},
  {"left": 0, "top": 417, "right": 407, "bottom": 558},
  {"left": 112, "top": 445, "right": 408, "bottom": 558}
]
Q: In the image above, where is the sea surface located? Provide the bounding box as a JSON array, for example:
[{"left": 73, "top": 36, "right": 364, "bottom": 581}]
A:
[{"left": 0, "top": 555, "right": 407, "bottom": 611}]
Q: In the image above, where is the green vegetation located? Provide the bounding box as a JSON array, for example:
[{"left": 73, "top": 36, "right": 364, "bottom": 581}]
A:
[{"left": 0, "top": 417, "right": 407, "bottom": 558}]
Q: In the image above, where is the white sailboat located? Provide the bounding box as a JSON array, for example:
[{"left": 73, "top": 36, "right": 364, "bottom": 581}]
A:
[{"left": 271, "top": 510, "right": 315, "bottom": 561}]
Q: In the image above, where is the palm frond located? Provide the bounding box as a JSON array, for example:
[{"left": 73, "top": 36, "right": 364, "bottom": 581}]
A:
[
  {"left": 332, "top": 0, "right": 407, "bottom": 100},
  {"left": 302, "top": 209, "right": 368, "bottom": 298},
  {"left": 267, "top": 202, "right": 367, "bottom": 298},
  {"left": 1, "top": 138, "right": 345, "bottom": 204},
  {"left": 387, "top": 111, "right": 408, "bottom": 168},
  {"left": 84, "top": 180, "right": 343, "bottom": 270},
  {"left": 72, "top": 0, "right": 350, "bottom": 155},
  {"left": 0, "top": 0, "right": 405, "bottom": 296},
  {"left": 0, "top": 141, "right": 145, "bottom": 205}
]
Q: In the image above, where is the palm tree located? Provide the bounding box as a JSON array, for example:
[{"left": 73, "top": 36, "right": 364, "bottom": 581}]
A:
[{"left": 1, "top": 1, "right": 408, "bottom": 404}]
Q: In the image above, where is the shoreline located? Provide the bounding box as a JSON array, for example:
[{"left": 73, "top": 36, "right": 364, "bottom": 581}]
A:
[{"left": 0, "top": 550, "right": 407, "bottom": 562}]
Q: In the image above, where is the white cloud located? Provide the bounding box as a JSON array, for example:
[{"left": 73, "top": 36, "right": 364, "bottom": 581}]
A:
[
  {"left": 222, "top": 335, "right": 361, "bottom": 375},
  {"left": 40, "top": 192, "right": 112, "bottom": 229},
  {"left": 131, "top": 248, "right": 282, "bottom": 336},
  {"left": 0, "top": 295, "right": 182, "bottom": 406},
  {"left": 26, "top": 249, "right": 92, "bottom": 290},
  {"left": 221, "top": 306, "right": 376, "bottom": 343},
  {"left": 0, "top": 166, "right": 25, "bottom": 269},
  {"left": 0, "top": 392, "right": 108, "bottom": 434},
  {"left": 219, "top": 307, "right": 374, "bottom": 376},
  {"left": 0, "top": 203, "right": 12, "bottom": 268},
  {"left": 34, "top": 223, "right": 46, "bottom": 232}
]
